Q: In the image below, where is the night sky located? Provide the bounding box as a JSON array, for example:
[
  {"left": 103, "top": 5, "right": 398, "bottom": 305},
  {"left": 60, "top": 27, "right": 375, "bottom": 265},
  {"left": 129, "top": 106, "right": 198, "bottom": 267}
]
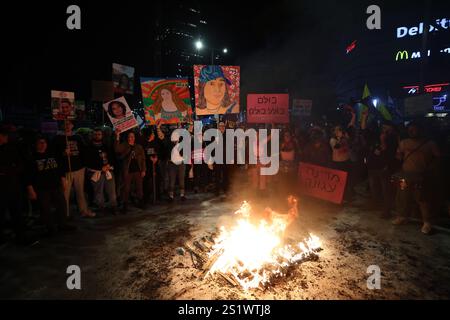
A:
[{"left": 1, "top": 0, "right": 448, "bottom": 116}]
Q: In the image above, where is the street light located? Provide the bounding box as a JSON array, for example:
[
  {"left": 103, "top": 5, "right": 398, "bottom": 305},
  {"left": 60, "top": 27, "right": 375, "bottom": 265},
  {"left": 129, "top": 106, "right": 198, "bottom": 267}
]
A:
[
  {"left": 194, "top": 40, "right": 229, "bottom": 65},
  {"left": 195, "top": 40, "right": 203, "bottom": 50}
]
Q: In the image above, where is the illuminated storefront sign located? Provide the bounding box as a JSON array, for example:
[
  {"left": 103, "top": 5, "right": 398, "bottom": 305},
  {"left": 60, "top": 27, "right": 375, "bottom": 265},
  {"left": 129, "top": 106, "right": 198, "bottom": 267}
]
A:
[
  {"left": 403, "top": 83, "right": 450, "bottom": 95},
  {"left": 396, "top": 50, "right": 409, "bottom": 60},
  {"left": 395, "top": 48, "right": 449, "bottom": 61},
  {"left": 396, "top": 18, "right": 449, "bottom": 39},
  {"left": 425, "top": 83, "right": 450, "bottom": 93},
  {"left": 402, "top": 83, "right": 449, "bottom": 111},
  {"left": 433, "top": 95, "right": 448, "bottom": 111},
  {"left": 403, "top": 85, "right": 419, "bottom": 94},
  {"left": 394, "top": 18, "right": 449, "bottom": 63}
]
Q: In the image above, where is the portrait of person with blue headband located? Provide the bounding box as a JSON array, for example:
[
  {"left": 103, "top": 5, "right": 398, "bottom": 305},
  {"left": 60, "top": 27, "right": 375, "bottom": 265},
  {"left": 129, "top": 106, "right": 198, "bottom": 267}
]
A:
[{"left": 196, "top": 65, "right": 238, "bottom": 115}]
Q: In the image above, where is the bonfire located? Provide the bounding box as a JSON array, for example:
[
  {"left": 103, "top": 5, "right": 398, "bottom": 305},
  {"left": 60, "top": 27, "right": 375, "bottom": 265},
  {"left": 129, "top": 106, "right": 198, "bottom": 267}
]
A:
[{"left": 201, "top": 197, "right": 322, "bottom": 290}]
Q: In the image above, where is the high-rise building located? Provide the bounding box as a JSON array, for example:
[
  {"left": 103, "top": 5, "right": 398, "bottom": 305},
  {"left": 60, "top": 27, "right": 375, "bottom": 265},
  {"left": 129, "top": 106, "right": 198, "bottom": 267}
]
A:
[
  {"left": 154, "top": 1, "right": 207, "bottom": 77},
  {"left": 333, "top": 2, "right": 450, "bottom": 118}
]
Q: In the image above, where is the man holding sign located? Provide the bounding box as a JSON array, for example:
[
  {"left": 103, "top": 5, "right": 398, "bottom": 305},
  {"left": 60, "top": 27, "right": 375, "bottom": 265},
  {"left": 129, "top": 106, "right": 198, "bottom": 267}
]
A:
[{"left": 53, "top": 121, "right": 95, "bottom": 218}]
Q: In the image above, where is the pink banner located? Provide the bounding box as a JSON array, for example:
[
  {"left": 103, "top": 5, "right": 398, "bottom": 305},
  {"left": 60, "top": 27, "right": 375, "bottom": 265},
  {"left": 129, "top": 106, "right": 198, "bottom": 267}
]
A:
[
  {"left": 247, "top": 94, "right": 289, "bottom": 124},
  {"left": 298, "top": 162, "right": 348, "bottom": 204}
]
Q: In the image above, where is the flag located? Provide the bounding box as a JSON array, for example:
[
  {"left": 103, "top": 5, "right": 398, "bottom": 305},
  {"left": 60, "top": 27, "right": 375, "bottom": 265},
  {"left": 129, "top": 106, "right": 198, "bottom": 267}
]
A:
[
  {"left": 362, "top": 84, "right": 371, "bottom": 100},
  {"left": 377, "top": 102, "right": 392, "bottom": 121},
  {"left": 358, "top": 84, "right": 371, "bottom": 123}
]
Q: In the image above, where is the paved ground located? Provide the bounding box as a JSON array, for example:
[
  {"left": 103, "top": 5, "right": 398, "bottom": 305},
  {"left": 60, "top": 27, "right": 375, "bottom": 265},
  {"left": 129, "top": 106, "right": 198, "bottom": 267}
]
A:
[{"left": 1, "top": 185, "right": 450, "bottom": 300}]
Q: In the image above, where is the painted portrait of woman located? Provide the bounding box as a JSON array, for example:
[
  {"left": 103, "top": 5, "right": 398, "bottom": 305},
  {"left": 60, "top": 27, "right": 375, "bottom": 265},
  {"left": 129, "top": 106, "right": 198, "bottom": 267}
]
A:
[
  {"left": 152, "top": 85, "right": 190, "bottom": 124},
  {"left": 196, "top": 65, "right": 238, "bottom": 116}
]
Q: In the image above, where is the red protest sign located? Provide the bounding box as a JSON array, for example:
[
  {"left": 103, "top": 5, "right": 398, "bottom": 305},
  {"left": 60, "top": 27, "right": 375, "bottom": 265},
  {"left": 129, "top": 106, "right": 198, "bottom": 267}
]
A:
[
  {"left": 247, "top": 94, "right": 289, "bottom": 124},
  {"left": 298, "top": 162, "right": 348, "bottom": 204}
]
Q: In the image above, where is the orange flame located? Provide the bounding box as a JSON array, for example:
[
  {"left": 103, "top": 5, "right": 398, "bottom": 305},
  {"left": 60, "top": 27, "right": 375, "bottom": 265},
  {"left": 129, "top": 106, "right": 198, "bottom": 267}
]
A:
[{"left": 207, "top": 201, "right": 321, "bottom": 290}]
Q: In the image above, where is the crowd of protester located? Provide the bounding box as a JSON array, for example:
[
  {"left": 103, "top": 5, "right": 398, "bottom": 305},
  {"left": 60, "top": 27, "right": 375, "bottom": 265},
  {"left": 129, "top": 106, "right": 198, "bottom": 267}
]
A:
[{"left": 0, "top": 109, "right": 448, "bottom": 245}]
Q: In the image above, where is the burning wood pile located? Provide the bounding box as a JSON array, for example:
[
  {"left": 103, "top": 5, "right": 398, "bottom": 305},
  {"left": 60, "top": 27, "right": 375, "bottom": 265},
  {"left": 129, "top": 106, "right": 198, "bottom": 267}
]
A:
[{"left": 184, "top": 197, "right": 322, "bottom": 291}]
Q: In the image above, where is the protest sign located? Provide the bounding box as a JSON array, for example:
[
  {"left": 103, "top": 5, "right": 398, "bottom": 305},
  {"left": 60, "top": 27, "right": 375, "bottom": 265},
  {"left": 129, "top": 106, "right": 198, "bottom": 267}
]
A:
[
  {"left": 247, "top": 94, "right": 289, "bottom": 124},
  {"left": 103, "top": 96, "right": 138, "bottom": 132},
  {"left": 140, "top": 78, "right": 192, "bottom": 125},
  {"left": 298, "top": 162, "right": 348, "bottom": 204},
  {"left": 194, "top": 65, "right": 240, "bottom": 116},
  {"left": 51, "top": 90, "right": 76, "bottom": 121},
  {"left": 292, "top": 99, "right": 312, "bottom": 117},
  {"left": 113, "top": 63, "right": 135, "bottom": 95}
]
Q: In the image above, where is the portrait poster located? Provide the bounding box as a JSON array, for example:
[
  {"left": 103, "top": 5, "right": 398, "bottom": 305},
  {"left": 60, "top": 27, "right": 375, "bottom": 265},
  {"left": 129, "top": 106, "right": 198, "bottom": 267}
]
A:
[
  {"left": 140, "top": 78, "right": 193, "bottom": 125},
  {"left": 193, "top": 65, "right": 240, "bottom": 116},
  {"left": 51, "top": 90, "right": 76, "bottom": 121},
  {"left": 103, "top": 96, "right": 138, "bottom": 132},
  {"left": 113, "top": 63, "right": 135, "bottom": 95}
]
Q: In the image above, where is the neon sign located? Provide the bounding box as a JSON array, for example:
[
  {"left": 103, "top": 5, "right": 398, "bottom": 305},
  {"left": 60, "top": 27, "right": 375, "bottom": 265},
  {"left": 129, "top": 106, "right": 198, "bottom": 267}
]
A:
[
  {"left": 403, "top": 86, "right": 419, "bottom": 95},
  {"left": 425, "top": 83, "right": 450, "bottom": 93},
  {"left": 403, "top": 83, "right": 449, "bottom": 95},
  {"left": 394, "top": 47, "right": 450, "bottom": 61},
  {"left": 346, "top": 40, "right": 357, "bottom": 54},
  {"left": 402, "top": 84, "right": 449, "bottom": 111},
  {"left": 433, "top": 95, "right": 447, "bottom": 111},
  {"left": 396, "top": 18, "right": 449, "bottom": 39},
  {"left": 396, "top": 50, "right": 409, "bottom": 60}
]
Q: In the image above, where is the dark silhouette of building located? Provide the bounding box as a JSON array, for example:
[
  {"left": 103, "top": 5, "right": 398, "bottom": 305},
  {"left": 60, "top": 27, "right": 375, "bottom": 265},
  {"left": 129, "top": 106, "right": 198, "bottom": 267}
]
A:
[{"left": 153, "top": 1, "right": 207, "bottom": 77}]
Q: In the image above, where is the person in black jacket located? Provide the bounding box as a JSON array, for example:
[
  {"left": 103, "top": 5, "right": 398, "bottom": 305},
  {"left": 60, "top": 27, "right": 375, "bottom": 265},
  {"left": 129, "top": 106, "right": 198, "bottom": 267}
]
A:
[
  {"left": 365, "top": 121, "right": 399, "bottom": 218},
  {"left": 114, "top": 129, "right": 146, "bottom": 213},
  {"left": 26, "top": 136, "right": 76, "bottom": 235},
  {"left": 85, "top": 128, "right": 118, "bottom": 215},
  {"left": 156, "top": 124, "right": 171, "bottom": 196},
  {"left": 213, "top": 122, "right": 229, "bottom": 196},
  {"left": 0, "top": 126, "right": 28, "bottom": 244},
  {"left": 53, "top": 121, "right": 94, "bottom": 218},
  {"left": 143, "top": 127, "right": 162, "bottom": 205}
]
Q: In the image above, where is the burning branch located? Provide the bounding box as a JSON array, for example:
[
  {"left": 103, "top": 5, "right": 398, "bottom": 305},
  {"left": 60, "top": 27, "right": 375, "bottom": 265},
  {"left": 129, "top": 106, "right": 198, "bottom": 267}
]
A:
[{"left": 184, "top": 197, "right": 323, "bottom": 290}]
